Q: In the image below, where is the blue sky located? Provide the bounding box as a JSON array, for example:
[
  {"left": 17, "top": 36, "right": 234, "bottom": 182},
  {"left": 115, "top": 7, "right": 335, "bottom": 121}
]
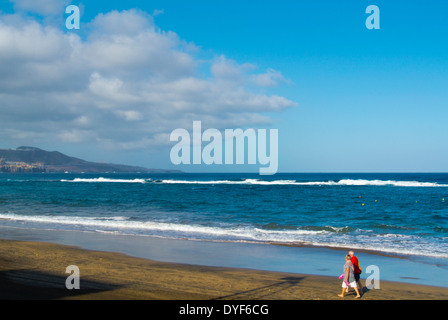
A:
[{"left": 1, "top": 0, "right": 447, "bottom": 172}]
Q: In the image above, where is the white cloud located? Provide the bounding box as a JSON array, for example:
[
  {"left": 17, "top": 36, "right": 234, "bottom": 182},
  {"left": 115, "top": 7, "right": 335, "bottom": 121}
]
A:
[
  {"left": 0, "top": 9, "right": 297, "bottom": 151},
  {"left": 211, "top": 55, "right": 245, "bottom": 80},
  {"left": 115, "top": 110, "right": 143, "bottom": 122},
  {"left": 251, "top": 68, "right": 286, "bottom": 87},
  {"left": 73, "top": 116, "right": 90, "bottom": 126},
  {"left": 58, "top": 129, "right": 94, "bottom": 143}
]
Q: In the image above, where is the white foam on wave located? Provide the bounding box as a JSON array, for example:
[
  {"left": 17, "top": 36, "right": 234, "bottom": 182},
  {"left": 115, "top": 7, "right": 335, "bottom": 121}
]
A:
[
  {"left": 0, "top": 213, "right": 133, "bottom": 225},
  {"left": 61, "top": 177, "right": 147, "bottom": 183},
  {"left": 1, "top": 212, "right": 447, "bottom": 259},
  {"left": 158, "top": 178, "right": 448, "bottom": 187},
  {"left": 160, "top": 179, "right": 237, "bottom": 184},
  {"left": 159, "top": 178, "right": 297, "bottom": 185},
  {"left": 0, "top": 212, "right": 321, "bottom": 239},
  {"left": 59, "top": 177, "right": 448, "bottom": 187},
  {"left": 336, "top": 179, "right": 446, "bottom": 187},
  {"left": 298, "top": 239, "right": 448, "bottom": 259}
]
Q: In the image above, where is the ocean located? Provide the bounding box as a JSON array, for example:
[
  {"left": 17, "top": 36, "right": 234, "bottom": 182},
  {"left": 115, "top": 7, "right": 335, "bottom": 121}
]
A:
[{"left": 1, "top": 172, "right": 447, "bottom": 267}]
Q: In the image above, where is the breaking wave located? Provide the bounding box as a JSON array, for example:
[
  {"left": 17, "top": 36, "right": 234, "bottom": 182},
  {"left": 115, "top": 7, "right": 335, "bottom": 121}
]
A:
[
  {"left": 60, "top": 177, "right": 448, "bottom": 187},
  {"left": 1, "top": 212, "right": 447, "bottom": 259}
]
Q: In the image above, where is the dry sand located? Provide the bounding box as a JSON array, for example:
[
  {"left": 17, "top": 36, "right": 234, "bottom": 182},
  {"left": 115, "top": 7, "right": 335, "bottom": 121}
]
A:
[{"left": 1, "top": 239, "right": 447, "bottom": 300}]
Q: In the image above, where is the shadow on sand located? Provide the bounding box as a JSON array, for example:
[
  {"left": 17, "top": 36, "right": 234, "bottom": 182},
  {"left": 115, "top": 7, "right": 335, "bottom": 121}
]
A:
[
  {"left": 213, "top": 276, "right": 305, "bottom": 300},
  {"left": 0, "top": 269, "right": 122, "bottom": 299}
]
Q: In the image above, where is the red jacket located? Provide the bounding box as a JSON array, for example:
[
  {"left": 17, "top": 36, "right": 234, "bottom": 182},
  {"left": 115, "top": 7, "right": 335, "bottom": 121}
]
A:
[{"left": 351, "top": 256, "right": 362, "bottom": 274}]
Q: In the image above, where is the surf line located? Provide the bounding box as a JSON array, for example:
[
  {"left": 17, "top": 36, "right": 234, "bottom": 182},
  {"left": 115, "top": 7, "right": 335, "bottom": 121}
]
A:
[{"left": 170, "top": 121, "right": 278, "bottom": 175}]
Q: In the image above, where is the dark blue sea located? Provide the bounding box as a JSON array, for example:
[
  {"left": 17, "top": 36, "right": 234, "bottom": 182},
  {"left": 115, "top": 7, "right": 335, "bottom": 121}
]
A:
[{"left": 1, "top": 172, "right": 447, "bottom": 265}]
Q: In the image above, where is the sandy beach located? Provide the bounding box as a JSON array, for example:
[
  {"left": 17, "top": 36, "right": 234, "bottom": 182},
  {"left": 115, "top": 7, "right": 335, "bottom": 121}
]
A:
[{"left": 1, "top": 238, "right": 447, "bottom": 301}]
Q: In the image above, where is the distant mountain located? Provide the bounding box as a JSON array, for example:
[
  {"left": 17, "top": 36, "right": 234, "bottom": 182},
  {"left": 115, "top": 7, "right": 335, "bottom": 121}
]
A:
[{"left": 0, "top": 146, "right": 180, "bottom": 173}]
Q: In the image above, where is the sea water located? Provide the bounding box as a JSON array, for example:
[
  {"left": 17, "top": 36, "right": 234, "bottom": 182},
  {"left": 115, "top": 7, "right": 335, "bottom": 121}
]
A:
[{"left": 0, "top": 172, "right": 447, "bottom": 285}]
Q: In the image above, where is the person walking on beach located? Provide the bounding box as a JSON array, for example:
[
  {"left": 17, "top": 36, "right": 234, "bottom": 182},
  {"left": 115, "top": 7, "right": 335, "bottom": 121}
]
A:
[
  {"left": 338, "top": 254, "right": 361, "bottom": 298},
  {"left": 349, "top": 250, "right": 363, "bottom": 295}
]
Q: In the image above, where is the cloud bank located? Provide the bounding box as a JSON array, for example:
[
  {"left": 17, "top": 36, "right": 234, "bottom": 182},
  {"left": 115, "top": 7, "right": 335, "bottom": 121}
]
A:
[{"left": 0, "top": 7, "right": 297, "bottom": 152}]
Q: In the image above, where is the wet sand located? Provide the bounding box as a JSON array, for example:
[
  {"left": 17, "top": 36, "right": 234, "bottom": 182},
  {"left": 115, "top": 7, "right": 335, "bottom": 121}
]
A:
[{"left": 1, "top": 239, "right": 447, "bottom": 300}]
